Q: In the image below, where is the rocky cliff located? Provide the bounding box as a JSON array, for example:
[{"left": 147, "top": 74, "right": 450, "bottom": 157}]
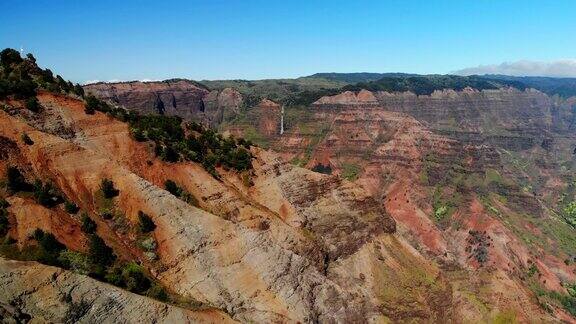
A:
[
  {"left": 83, "top": 81, "right": 243, "bottom": 127},
  {"left": 0, "top": 257, "right": 235, "bottom": 323},
  {"left": 83, "top": 79, "right": 576, "bottom": 321},
  {"left": 0, "top": 89, "right": 473, "bottom": 322},
  {"left": 228, "top": 87, "right": 576, "bottom": 322}
]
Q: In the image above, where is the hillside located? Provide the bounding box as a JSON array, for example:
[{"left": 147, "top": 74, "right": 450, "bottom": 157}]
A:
[
  {"left": 3, "top": 48, "right": 576, "bottom": 322},
  {"left": 0, "top": 49, "right": 459, "bottom": 322}
]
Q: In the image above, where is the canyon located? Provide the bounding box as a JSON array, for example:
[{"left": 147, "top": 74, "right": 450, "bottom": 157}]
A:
[
  {"left": 0, "top": 50, "right": 574, "bottom": 323},
  {"left": 84, "top": 78, "right": 576, "bottom": 322}
]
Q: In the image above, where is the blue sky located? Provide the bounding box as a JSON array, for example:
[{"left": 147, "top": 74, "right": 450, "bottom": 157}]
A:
[{"left": 1, "top": 0, "right": 575, "bottom": 83}]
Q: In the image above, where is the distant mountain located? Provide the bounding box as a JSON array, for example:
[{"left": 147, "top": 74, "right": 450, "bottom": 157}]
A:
[
  {"left": 305, "top": 72, "right": 418, "bottom": 83},
  {"left": 477, "top": 75, "right": 576, "bottom": 97}
]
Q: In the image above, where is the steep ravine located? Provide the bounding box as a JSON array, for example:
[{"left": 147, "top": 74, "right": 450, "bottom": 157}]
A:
[{"left": 0, "top": 91, "right": 463, "bottom": 322}]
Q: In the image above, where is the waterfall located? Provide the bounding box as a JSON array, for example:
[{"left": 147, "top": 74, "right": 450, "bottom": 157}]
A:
[{"left": 280, "top": 105, "right": 284, "bottom": 135}]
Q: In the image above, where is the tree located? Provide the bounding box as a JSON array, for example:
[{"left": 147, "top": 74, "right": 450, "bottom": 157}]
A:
[
  {"left": 88, "top": 234, "right": 116, "bottom": 267},
  {"left": 164, "top": 180, "right": 182, "bottom": 197},
  {"left": 33, "top": 229, "right": 66, "bottom": 266},
  {"left": 6, "top": 167, "right": 29, "bottom": 192},
  {"left": 12, "top": 79, "right": 36, "bottom": 99},
  {"left": 162, "top": 144, "right": 179, "bottom": 162},
  {"left": 0, "top": 48, "right": 22, "bottom": 67},
  {"left": 25, "top": 53, "right": 36, "bottom": 63},
  {"left": 25, "top": 97, "right": 41, "bottom": 112},
  {"left": 138, "top": 211, "right": 156, "bottom": 233},
  {"left": 100, "top": 178, "right": 119, "bottom": 198},
  {"left": 64, "top": 201, "right": 80, "bottom": 214},
  {"left": 81, "top": 213, "right": 97, "bottom": 234},
  {"left": 33, "top": 181, "right": 62, "bottom": 207},
  {"left": 122, "top": 262, "right": 151, "bottom": 293},
  {"left": 41, "top": 69, "right": 54, "bottom": 83},
  {"left": 74, "top": 84, "right": 84, "bottom": 97},
  {"left": 21, "top": 133, "right": 34, "bottom": 145}
]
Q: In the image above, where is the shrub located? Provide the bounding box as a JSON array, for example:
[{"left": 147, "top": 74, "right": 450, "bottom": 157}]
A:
[
  {"left": 164, "top": 180, "right": 182, "bottom": 197},
  {"left": 40, "top": 68, "right": 54, "bottom": 83},
  {"left": 58, "top": 250, "right": 90, "bottom": 274},
  {"left": 130, "top": 127, "right": 146, "bottom": 142},
  {"left": 0, "top": 212, "right": 8, "bottom": 236},
  {"left": 6, "top": 167, "right": 30, "bottom": 192},
  {"left": 563, "top": 201, "right": 576, "bottom": 227},
  {"left": 122, "top": 262, "right": 151, "bottom": 293},
  {"left": 25, "top": 97, "right": 41, "bottom": 112},
  {"left": 146, "top": 283, "right": 168, "bottom": 301},
  {"left": 81, "top": 214, "right": 97, "bottom": 234},
  {"left": 88, "top": 234, "right": 115, "bottom": 267},
  {"left": 25, "top": 53, "right": 36, "bottom": 63},
  {"left": 311, "top": 164, "right": 332, "bottom": 174},
  {"left": 104, "top": 265, "right": 124, "bottom": 286},
  {"left": 138, "top": 211, "right": 156, "bottom": 233},
  {"left": 64, "top": 201, "right": 79, "bottom": 214},
  {"left": 0, "top": 199, "right": 9, "bottom": 209},
  {"left": 100, "top": 178, "right": 119, "bottom": 198},
  {"left": 33, "top": 229, "right": 66, "bottom": 266},
  {"left": 163, "top": 180, "right": 198, "bottom": 206},
  {"left": 84, "top": 104, "right": 95, "bottom": 115},
  {"left": 11, "top": 79, "right": 37, "bottom": 99},
  {"left": 33, "top": 181, "right": 62, "bottom": 208},
  {"left": 73, "top": 84, "right": 84, "bottom": 97},
  {"left": 21, "top": 133, "right": 34, "bottom": 145},
  {"left": 99, "top": 209, "right": 113, "bottom": 220},
  {"left": 0, "top": 48, "right": 23, "bottom": 67}
]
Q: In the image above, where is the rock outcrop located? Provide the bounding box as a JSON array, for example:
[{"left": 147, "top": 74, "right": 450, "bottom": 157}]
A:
[
  {"left": 0, "top": 257, "right": 235, "bottom": 323},
  {"left": 84, "top": 81, "right": 243, "bottom": 126}
]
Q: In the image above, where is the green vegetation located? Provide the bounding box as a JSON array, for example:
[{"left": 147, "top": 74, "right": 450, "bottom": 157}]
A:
[
  {"left": 127, "top": 114, "right": 253, "bottom": 175},
  {"left": 434, "top": 205, "right": 449, "bottom": 221},
  {"left": 88, "top": 234, "right": 116, "bottom": 271},
  {"left": 25, "top": 97, "right": 41, "bottom": 112},
  {"left": 1, "top": 225, "right": 168, "bottom": 304},
  {"left": 32, "top": 229, "right": 66, "bottom": 266},
  {"left": 0, "top": 200, "right": 9, "bottom": 237},
  {"left": 21, "top": 133, "right": 33, "bottom": 145},
  {"left": 164, "top": 180, "right": 199, "bottom": 206},
  {"left": 33, "top": 181, "right": 63, "bottom": 208},
  {"left": 100, "top": 178, "right": 119, "bottom": 198},
  {"left": 6, "top": 167, "right": 30, "bottom": 192},
  {"left": 64, "top": 201, "right": 79, "bottom": 214},
  {"left": 341, "top": 163, "right": 361, "bottom": 181},
  {"left": 58, "top": 250, "right": 91, "bottom": 275},
  {"left": 311, "top": 164, "right": 332, "bottom": 174},
  {"left": 0, "top": 48, "right": 84, "bottom": 101},
  {"left": 531, "top": 281, "right": 576, "bottom": 317},
  {"left": 341, "top": 75, "right": 525, "bottom": 96},
  {"left": 200, "top": 77, "right": 346, "bottom": 106},
  {"left": 138, "top": 211, "right": 156, "bottom": 233},
  {"left": 562, "top": 201, "right": 576, "bottom": 227},
  {"left": 81, "top": 213, "right": 97, "bottom": 234},
  {"left": 0, "top": 47, "right": 256, "bottom": 178},
  {"left": 109, "top": 262, "right": 152, "bottom": 294}
]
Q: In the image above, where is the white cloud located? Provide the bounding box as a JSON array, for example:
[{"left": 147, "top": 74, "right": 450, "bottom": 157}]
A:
[{"left": 453, "top": 59, "right": 576, "bottom": 78}]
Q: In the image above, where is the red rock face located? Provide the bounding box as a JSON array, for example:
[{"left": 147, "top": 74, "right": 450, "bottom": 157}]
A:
[
  {"left": 84, "top": 81, "right": 243, "bottom": 126},
  {"left": 257, "top": 99, "right": 281, "bottom": 136},
  {"left": 69, "top": 82, "right": 576, "bottom": 321},
  {"left": 247, "top": 88, "right": 576, "bottom": 322}
]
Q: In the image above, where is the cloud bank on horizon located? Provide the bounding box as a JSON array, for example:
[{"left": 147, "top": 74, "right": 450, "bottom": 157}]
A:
[{"left": 454, "top": 59, "right": 576, "bottom": 78}]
